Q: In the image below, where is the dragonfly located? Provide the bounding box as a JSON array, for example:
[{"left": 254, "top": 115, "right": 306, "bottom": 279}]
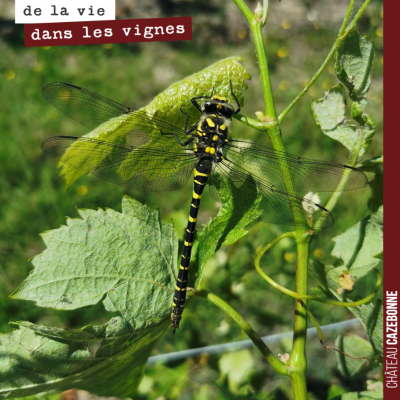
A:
[{"left": 41, "top": 81, "right": 368, "bottom": 333}]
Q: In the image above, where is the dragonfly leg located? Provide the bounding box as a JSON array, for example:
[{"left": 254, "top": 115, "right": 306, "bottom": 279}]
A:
[
  {"left": 191, "top": 87, "right": 214, "bottom": 113},
  {"left": 160, "top": 130, "right": 196, "bottom": 147},
  {"left": 229, "top": 80, "right": 241, "bottom": 114},
  {"left": 180, "top": 106, "right": 191, "bottom": 131}
]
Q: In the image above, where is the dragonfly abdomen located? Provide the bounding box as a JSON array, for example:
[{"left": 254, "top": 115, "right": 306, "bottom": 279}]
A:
[{"left": 171, "top": 163, "right": 210, "bottom": 333}]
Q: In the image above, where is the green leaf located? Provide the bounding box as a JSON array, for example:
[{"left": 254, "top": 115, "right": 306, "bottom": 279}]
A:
[
  {"left": 331, "top": 214, "right": 383, "bottom": 279},
  {"left": 356, "top": 156, "right": 383, "bottom": 173},
  {"left": 310, "top": 208, "right": 383, "bottom": 356},
  {"left": 309, "top": 259, "right": 335, "bottom": 294},
  {"left": 368, "top": 169, "right": 383, "bottom": 213},
  {"left": 145, "top": 56, "right": 250, "bottom": 117},
  {"left": 353, "top": 110, "right": 376, "bottom": 157},
  {"left": 327, "top": 385, "right": 346, "bottom": 400},
  {"left": 351, "top": 300, "right": 383, "bottom": 357},
  {"left": 333, "top": 28, "right": 376, "bottom": 157},
  {"left": 195, "top": 174, "right": 262, "bottom": 287},
  {"left": 7, "top": 393, "right": 61, "bottom": 400},
  {"left": 60, "top": 57, "right": 250, "bottom": 188},
  {"left": 218, "top": 349, "right": 255, "bottom": 393},
  {"left": 335, "top": 28, "right": 375, "bottom": 103},
  {"left": 0, "top": 318, "right": 168, "bottom": 398},
  {"left": 312, "top": 84, "right": 361, "bottom": 154},
  {"left": 331, "top": 381, "right": 383, "bottom": 400},
  {"left": 371, "top": 205, "right": 383, "bottom": 231},
  {"left": 332, "top": 390, "right": 383, "bottom": 400},
  {"left": 335, "top": 335, "right": 377, "bottom": 379},
  {"left": 139, "top": 362, "right": 189, "bottom": 399},
  {"left": 3, "top": 197, "right": 177, "bottom": 397},
  {"left": 11, "top": 195, "right": 176, "bottom": 329}
]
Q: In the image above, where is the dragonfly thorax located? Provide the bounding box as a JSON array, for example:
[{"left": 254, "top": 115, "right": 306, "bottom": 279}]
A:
[{"left": 194, "top": 113, "right": 230, "bottom": 163}]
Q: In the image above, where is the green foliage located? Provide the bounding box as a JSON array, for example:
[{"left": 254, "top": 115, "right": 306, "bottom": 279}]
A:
[
  {"left": 335, "top": 335, "right": 377, "bottom": 379},
  {"left": 11, "top": 196, "right": 176, "bottom": 329},
  {"left": 195, "top": 174, "right": 262, "bottom": 287},
  {"left": 327, "top": 385, "right": 346, "bottom": 400},
  {"left": 366, "top": 166, "right": 383, "bottom": 213},
  {"left": 335, "top": 28, "right": 375, "bottom": 106},
  {"left": 351, "top": 300, "right": 383, "bottom": 357},
  {"left": 312, "top": 85, "right": 359, "bottom": 154},
  {"left": 0, "top": 318, "right": 168, "bottom": 398},
  {"left": 333, "top": 391, "right": 383, "bottom": 400},
  {"left": 309, "top": 24, "right": 383, "bottom": 383},
  {"left": 331, "top": 210, "right": 383, "bottom": 279},
  {"left": 313, "top": 28, "right": 376, "bottom": 161},
  {"left": 218, "top": 349, "right": 255, "bottom": 394},
  {"left": 138, "top": 362, "right": 190, "bottom": 399},
  {"left": 310, "top": 207, "right": 383, "bottom": 359},
  {"left": 1, "top": 197, "right": 179, "bottom": 398},
  {"left": 331, "top": 381, "right": 383, "bottom": 400},
  {"left": 6, "top": 394, "right": 61, "bottom": 400}
]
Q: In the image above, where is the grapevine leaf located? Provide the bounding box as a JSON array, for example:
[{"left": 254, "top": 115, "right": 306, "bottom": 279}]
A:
[
  {"left": 356, "top": 156, "right": 383, "bottom": 173},
  {"left": 312, "top": 85, "right": 361, "bottom": 154},
  {"left": 331, "top": 213, "right": 383, "bottom": 279},
  {"left": 367, "top": 168, "right": 383, "bottom": 214},
  {"left": 334, "top": 28, "right": 376, "bottom": 157},
  {"left": 352, "top": 107, "right": 376, "bottom": 157},
  {"left": 351, "top": 300, "right": 383, "bottom": 357},
  {"left": 335, "top": 28, "right": 375, "bottom": 103},
  {"left": 195, "top": 174, "right": 262, "bottom": 287},
  {"left": 331, "top": 387, "right": 383, "bottom": 400},
  {"left": 335, "top": 335, "right": 377, "bottom": 379},
  {"left": 310, "top": 206, "right": 383, "bottom": 355},
  {"left": 11, "top": 195, "right": 176, "bottom": 329},
  {"left": 0, "top": 318, "right": 168, "bottom": 398},
  {"left": 59, "top": 57, "right": 250, "bottom": 188},
  {"left": 309, "top": 259, "right": 334, "bottom": 294},
  {"left": 145, "top": 56, "right": 251, "bottom": 118},
  {"left": 355, "top": 158, "right": 383, "bottom": 214}
]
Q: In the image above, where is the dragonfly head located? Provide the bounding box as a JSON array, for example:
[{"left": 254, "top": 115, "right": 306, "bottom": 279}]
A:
[{"left": 201, "top": 97, "right": 235, "bottom": 119}]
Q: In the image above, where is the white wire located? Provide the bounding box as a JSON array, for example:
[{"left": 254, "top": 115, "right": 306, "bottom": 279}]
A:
[{"left": 147, "top": 318, "right": 361, "bottom": 366}]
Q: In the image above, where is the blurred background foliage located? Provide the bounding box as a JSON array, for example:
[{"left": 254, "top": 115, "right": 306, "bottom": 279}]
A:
[{"left": 0, "top": 0, "right": 382, "bottom": 399}]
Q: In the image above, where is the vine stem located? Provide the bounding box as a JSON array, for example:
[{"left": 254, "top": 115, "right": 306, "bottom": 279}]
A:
[
  {"left": 255, "top": 236, "right": 382, "bottom": 306},
  {"left": 229, "top": 1, "right": 373, "bottom": 399},
  {"left": 197, "top": 290, "right": 289, "bottom": 375}
]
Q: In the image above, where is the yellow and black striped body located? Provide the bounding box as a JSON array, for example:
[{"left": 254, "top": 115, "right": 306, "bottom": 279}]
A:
[
  {"left": 170, "top": 88, "right": 241, "bottom": 332},
  {"left": 193, "top": 113, "right": 230, "bottom": 163},
  {"left": 171, "top": 162, "right": 211, "bottom": 333}
]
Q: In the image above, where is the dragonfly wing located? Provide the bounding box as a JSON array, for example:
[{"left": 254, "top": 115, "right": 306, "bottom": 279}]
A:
[
  {"left": 42, "top": 82, "right": 195, "bottom": 143},
  {"left": 225, "top": 140, "right": 368, "bottom": 193},
  {"left": 42, "top": 82, "right": 132, "bottom": 131},
  {"left": 209, "top": 159, "right": 334, "bottom": 227},
  {"left": 42, "top": 136, "right": 197, "bottom": 191}
]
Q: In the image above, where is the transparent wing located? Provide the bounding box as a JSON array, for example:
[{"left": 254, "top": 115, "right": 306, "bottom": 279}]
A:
[
  {"left": 42, "top": 136, "right": 197, "bottom": 191},
  {"left": 225, "top": 140, "right": 368, "bottom": 193},
  {"left": 42, "top": 82, "right": 196, "bottom": 144},
  {"left": 209, "top": 159, "right": 334, "bottom": 228}
]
